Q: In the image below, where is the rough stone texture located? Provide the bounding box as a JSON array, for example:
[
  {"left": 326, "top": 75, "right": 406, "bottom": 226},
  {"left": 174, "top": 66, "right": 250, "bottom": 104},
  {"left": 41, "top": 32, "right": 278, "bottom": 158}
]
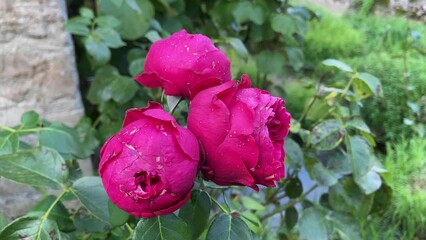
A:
[
  {"left": 0, "top": 0, "right": 86, "bottom": 222},
  {"left": 0, "top": 0, "right": 84, "bottom": 127}
]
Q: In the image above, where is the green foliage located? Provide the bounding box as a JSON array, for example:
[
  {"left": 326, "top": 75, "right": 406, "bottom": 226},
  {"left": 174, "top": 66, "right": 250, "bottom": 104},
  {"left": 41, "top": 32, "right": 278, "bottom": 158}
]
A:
[{"left": 382, "top": 138, "right": 426, "bottom": 239}]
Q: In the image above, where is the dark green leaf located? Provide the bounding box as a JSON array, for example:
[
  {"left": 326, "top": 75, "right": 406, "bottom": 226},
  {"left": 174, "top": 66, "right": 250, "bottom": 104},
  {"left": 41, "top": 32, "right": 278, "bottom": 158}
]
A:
[
  {"left": 39, "top": 122, "right": 86, "bottom": 159},
  {"left": 206, "top": 214, "right": 253, "bottom": 240},
  {"left": 179, "top": 190, "right": 211, "bottom": 239},
  {"left": 0, "top": 216, "right": 61, "bottom": 240},
  {"left": 254, "top": 50, "right": 285, "bottom": 75},
  {"left": 132, "top": 214, "right": 191, "bottom": 240},
  {"left": 84, "top": 35, "right": 111, "bottom": 65},
  {"left": 126, "top": 0, "right": 142, "bottom": 13},
  {"left": 0, "top": 133, "right": 19, "bottom": 155},
  {"left": 228, "top": 38, "right": 248, "bottom": 59},
  {"left": 285, "top": 177, "right": 303, "bottom": 198},
  {"left": 298, "top": 207, "right": 328, "bottom": 240},
  {"left": 309, "top": 119, "right": 345, "bottom": 151},
  {"left": 21, "top": 111, "right": 41, "bottom": 128},
  {"left": 284, "top": 138, "right": 303, "bottom": 170},
  {"left": 0, "top": 215, "right": 7, "bottom": 232},
  {"left": 285, "top": 206, "right": 298, "bottom": 230},
  {"left": 87, "top": 65, "right": 118, "bottom": 104},
  {"left": 99, "top": 0, "right": 154, "bottom": 40},
  {"left": 285, "top": 47, "right": 304, "bottom": 71},
  {"left": 111, "top": 0, "right": 124, "bottom": 6},
  {"left": 108, "top": 200, "right": 129, "bottom": 227},
  {"left": 95, "top": 15, "right": 121, "bottom": 28},
  {"left": 322, "top": 59, "right": 353, "bottom": 72},
  {"left": 329, "top": 212, "right": 362, "bottom": 240},
  {"left": 0, "top": 147, "right": 67, "bottom": 189},
  {"left": 64, "top": 22, "right": 90, "bottom": 36},
  {"left": 29, "top": 195, "right": 74, "bottom": 232},
  {"left": 329, "top": 177, "right": 374, "bottom": 216},
  {"left": 67, "top": 16, "right": 92, "bottom": 25},
  {"left": 93, "top": 27, "right": 126, "bottom": 48},
  {"left": 79, "top": 7, "right": 94, "bottom": 19},
  {"left": 74, "top": 209, "right": 110, "bottom": 232}
]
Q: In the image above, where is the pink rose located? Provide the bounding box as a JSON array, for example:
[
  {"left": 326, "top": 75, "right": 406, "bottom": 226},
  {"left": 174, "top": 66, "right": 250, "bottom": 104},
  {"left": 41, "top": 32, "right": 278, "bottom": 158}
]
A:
[
  {"left": 99, "top": 102, "right": 200, "bottom": 218},
  {"left": 187, "top": 75, "right": 291, "bottom": 190},
  {"left": 135, "top": 29, "right": 231, "bottom": 99}
]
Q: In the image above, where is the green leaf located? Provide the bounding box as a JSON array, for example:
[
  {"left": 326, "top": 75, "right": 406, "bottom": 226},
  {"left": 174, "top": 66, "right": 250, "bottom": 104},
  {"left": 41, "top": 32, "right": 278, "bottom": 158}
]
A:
[
  {"left": 129, "top": 58, "right": 145, "bottom": 77},
  {"left": 0, "top": 215, "right": 7, "bottom": 232},
  {"left": 84, "top": 35, "right": 111, "bottom": 65},
  {"left": 179, "top": 190, "right": 211, "bottom": 239},
  {"left": 67, "top": 16, "right": 92, "bottom": 25},
  {"left": 93, "top": 27, "right": 126, "bottom": 48},
  {"left": 233, "top": 1, "right": 266, "bottom": 25},
  {"left": 347, "top": 135, "right": 373, "bottom": 179},
  {"left": 228, "top": 38, "right": 248, "bottom": 59},
  {"left": 284, "top": 138, "right": 303, "bottom": 170},
  {"left": 95, "top": 15, "right": 121, "bottom": 28},
  {"left": 132, "top": 214, "right": 191, "bottom": 240},
  {"left": 0, "top": 147, "right": 67, "bottom": 189},
  {"left": 346, "top": 118, "right": 371, "bottom": 134},
  {"left": 29, "top": 195, "right": 74, "bottom": 232},
  {"left": 111, "top": 0, "right": 124, "bottom": 6},
  {"left": 299, "top": 207, "right": 328, "bottom": 240},
  {"left": 145, "top": 30, "right": 161, "bottom": 43},
  {"left": 329, "top": 212, "right": 362, "bottom": 240},
  {"left": 241, "top": 196, "right": 264, "bottom": 211},
  {"left": 305, "top": 156, "right": 339, "bottom": 187},
  {"left": 285, "top": 47, "right": 304, "bottom": 71},
  {"left": 166, "top": 96, "right": 182, "bottom": 113},
  {"left": 240, "top": 211, "right": 262, "bottom": 234},
  {"left": 354, "top": 170, "right": 381, "bottom": 195},
  {"left": 309, "top": 119, "right": 345, "bottom": 151},
  {"left": 285, "top": 206, "right": 298, "bottom": 230},
  {"left": 206, "top": 214, "right": 253, "bottom": 240},
  {"left": 110, "top": 76, "right": 139, "bottom": 103},
  {"left": 108, "top": 200, "right": 129, "bottom": 227},
  {"left": 285, "top": 177, "right": 303, "bottom": 198},
  {"left": 39, "top": 122, "right": 86, "bottom": 159},
  {"left": 21, "top": 111, "right": 41, "bottom": 128},
  {"left": 254, "top": 50, "right": 285, "bottom": 75},
  {"left": 71, "top": 176, "right": 110, "bottom": 223},
  {"left": 0, "top": 132, "right": 19, "bottom": 155},
  {"left": 316, "top": 149, "right": 352, "bottom": 175},
  {"left": 74, "top": 210, "right": 110, "bottom": 232},
  {"left": 99, "top": 0, "right": 154, "bottom": 40},
  {"left": 79, "top": 7, "right": 94, "bottom": 19},
  {"left": 329, "top": 177, "right": 374, "bottom": 216},
  {"left": 0, "top": 216, "right": 61, "bottom": 240},
  {"left": 87, "top": 65, "right": 119, "bottom": 104},
  {"left": 322, "top": 59, "right": 353, "bottom": 72},
  {"left": 270, "top": 14, "right": 297, "bottom": 35},
  {"left": 353, "top": 73, "right": 382, "bottom": 99},
  {"left": 64, "top": 21, "right": 90, "bottom": 36}
]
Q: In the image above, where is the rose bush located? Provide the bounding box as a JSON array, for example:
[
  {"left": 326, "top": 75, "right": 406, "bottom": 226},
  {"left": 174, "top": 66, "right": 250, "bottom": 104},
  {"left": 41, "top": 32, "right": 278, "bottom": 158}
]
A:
[
  {"left": 135, "top": 29, "right": 231, "bottom": 99},
  {"left": 187, "top": 75, "right": 291, "bottom": 190},
  {"left": 99, "top": 102, "right": 200, "bottom": 218}
]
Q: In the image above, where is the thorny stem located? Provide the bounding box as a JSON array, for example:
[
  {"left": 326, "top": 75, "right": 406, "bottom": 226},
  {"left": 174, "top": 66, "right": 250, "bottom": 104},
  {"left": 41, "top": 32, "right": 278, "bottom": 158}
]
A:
[
  {"left": 125, "top": 223, "right": 134, "bottom": 240},
  {"left": 0, "top": 125, "right": 16, "bottom": 132},
  {"left": 260, "top": 184, "right": 318, "bottom": 221},
  {"left": 35, "top": 189, "right": 68, "bottom": 239}
]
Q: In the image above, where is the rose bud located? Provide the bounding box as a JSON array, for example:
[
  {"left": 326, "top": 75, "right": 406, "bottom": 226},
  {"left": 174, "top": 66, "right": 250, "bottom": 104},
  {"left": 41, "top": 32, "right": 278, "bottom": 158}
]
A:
[
  {"left": 99, "top": 102, "right": 200, "bottom": 218},
  {"left": 135, "top": 29, "right": 231, "bottom": 99},
  {"left": 187, "top": 75, "right": 291, "bottom": 190}
]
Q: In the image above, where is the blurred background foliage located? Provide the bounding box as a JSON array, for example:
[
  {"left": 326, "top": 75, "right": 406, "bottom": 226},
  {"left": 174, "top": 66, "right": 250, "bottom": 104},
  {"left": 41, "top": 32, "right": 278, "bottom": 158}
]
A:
[{"left": 0, "top": 0, "right": 425, "bottom": 239}]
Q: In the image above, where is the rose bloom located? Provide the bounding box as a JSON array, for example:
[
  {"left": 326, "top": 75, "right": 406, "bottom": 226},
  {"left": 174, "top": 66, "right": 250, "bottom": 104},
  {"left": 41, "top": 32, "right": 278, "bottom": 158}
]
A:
[
  {"left": 135, "top": 29, "right": 231, "bottom": 99},
  {"left": 187, "top": 75, "right": 291, "bottom": 190},
  {"left": 99, "top": 102, "right": 200, "bottom": 218}
]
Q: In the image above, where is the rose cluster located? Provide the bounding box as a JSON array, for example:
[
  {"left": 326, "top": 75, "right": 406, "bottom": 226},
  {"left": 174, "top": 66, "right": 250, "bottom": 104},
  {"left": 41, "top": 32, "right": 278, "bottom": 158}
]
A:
[{"left": 99, "top": 30, "right": 291, "bottom": 218}]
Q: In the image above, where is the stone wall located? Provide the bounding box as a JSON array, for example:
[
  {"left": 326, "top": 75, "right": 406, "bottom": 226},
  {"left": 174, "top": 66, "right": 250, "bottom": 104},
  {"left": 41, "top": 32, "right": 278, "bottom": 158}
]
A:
[{"left": 0, "top": 0, "right": 84, "bottom": 127}]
